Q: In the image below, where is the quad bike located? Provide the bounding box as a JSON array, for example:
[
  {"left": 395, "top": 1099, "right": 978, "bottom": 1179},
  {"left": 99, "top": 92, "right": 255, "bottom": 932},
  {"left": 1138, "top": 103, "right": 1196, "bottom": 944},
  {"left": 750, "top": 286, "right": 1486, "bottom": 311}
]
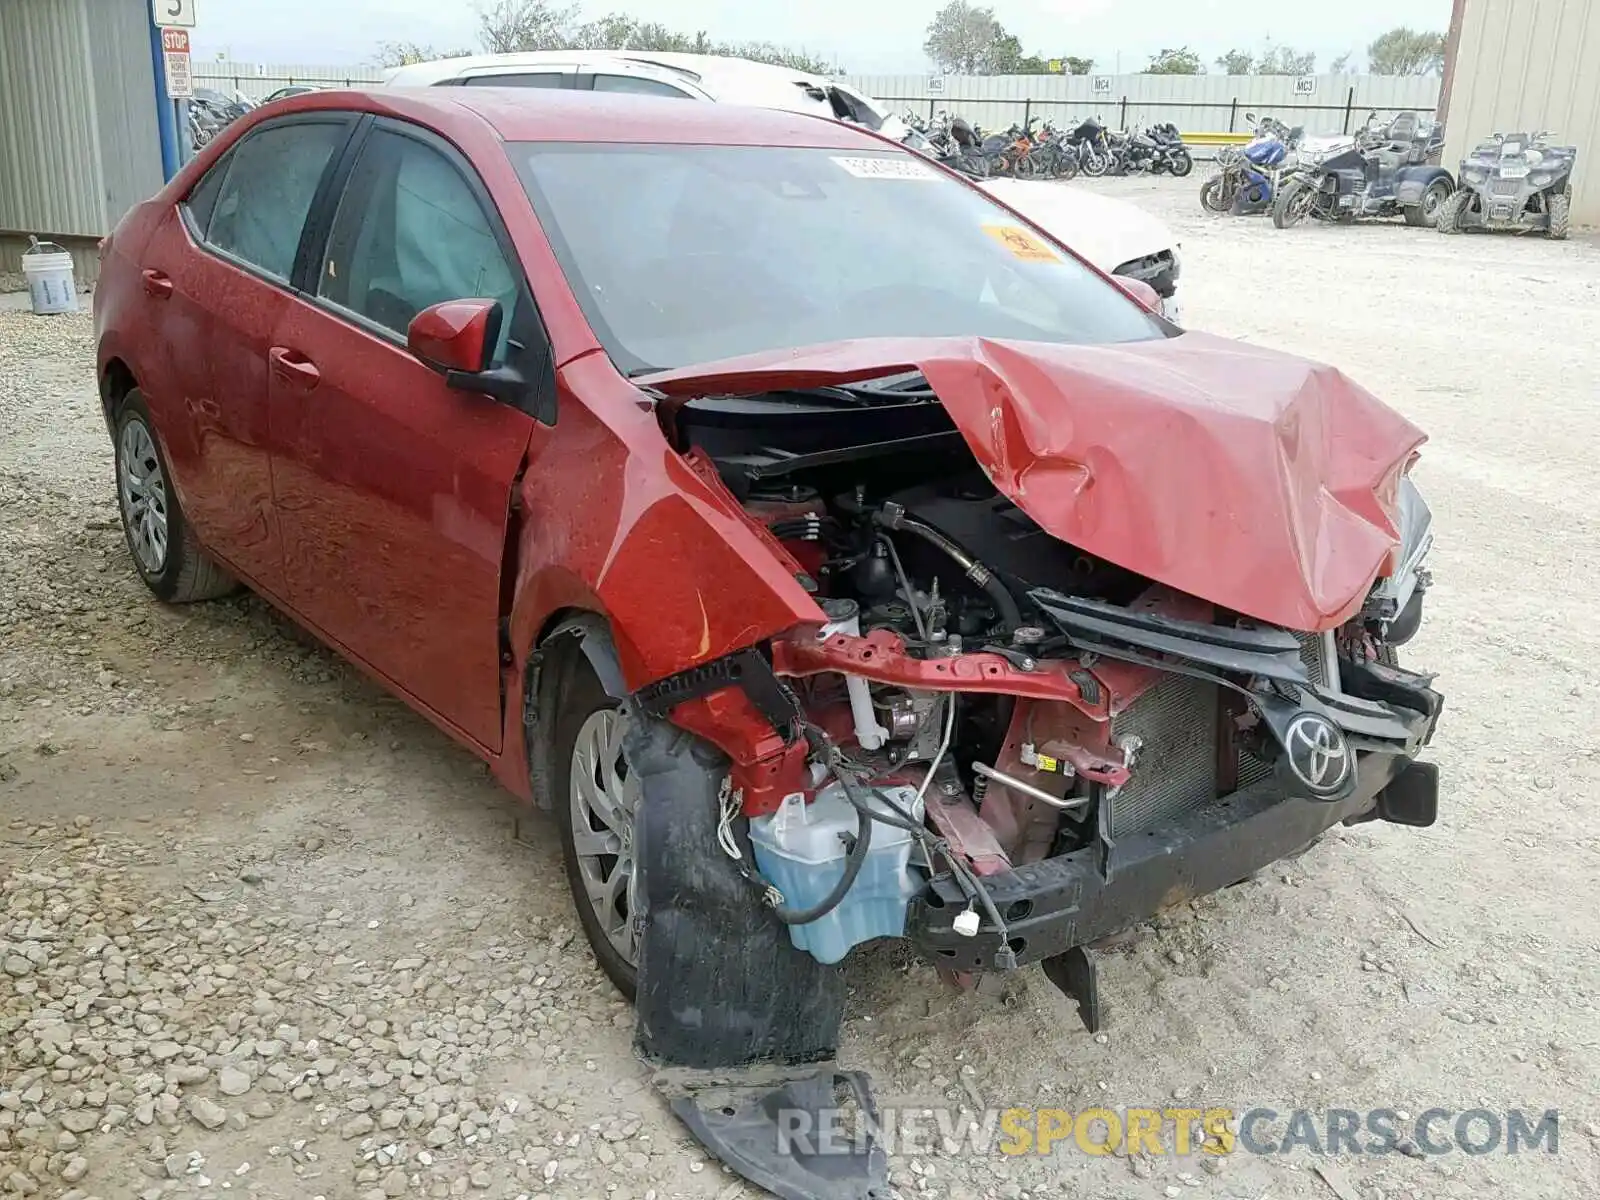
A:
[
  {"left": 1438, "top": 132, "right": 1576, "bottom": 239},
  {"left": 1272, "top": 110, "right": 1455, "bottom": 230}
]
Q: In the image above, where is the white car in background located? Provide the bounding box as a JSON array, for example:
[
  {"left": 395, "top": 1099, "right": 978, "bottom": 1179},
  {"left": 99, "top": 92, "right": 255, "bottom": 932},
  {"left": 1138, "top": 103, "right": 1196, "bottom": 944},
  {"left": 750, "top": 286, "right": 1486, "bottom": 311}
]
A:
[{"left": 385, "top": 51, "right": 1185, "bottom": 324}]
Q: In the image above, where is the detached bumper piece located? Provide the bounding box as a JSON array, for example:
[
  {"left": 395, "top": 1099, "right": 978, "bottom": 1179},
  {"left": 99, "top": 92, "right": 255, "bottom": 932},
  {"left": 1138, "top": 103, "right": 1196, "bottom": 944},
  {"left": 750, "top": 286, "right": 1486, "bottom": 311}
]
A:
[{"left": 625, "top": 714, "right": 888, "bottom": 1200}]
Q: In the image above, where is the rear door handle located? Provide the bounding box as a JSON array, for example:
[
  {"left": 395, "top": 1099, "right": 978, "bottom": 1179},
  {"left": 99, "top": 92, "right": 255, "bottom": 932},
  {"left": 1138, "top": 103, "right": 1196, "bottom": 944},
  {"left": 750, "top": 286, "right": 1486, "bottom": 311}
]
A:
[
  {"left": 269, "top": 347, "right": 321, "bottom": 390},
  {"left": 141, "top": 269, "right": 173, "bottom": 298}
]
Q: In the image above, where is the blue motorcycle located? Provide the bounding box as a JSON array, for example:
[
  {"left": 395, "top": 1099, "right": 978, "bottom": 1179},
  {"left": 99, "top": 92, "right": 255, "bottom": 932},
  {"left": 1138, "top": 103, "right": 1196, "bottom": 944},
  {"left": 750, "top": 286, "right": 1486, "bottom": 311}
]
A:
[{"left": 1199, "top": 113, "right": 1303, "bottom": 215}]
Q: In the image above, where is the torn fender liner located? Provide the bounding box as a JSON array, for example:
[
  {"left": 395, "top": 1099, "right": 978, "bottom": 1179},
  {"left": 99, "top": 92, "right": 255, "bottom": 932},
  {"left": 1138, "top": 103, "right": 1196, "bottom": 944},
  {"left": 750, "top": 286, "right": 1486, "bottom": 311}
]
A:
[
  {"left": 642, "top": 333, "right": 1426, "bottom": 632},
  {"left": 625, "top": 712, "right": 885, "bottom": 1200}
]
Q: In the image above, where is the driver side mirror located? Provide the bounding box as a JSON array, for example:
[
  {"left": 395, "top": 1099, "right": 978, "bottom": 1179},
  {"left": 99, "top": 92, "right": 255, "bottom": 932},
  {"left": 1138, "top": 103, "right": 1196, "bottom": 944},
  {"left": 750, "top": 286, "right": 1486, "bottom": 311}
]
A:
[
  {"left": 407, "top": 298, "right": 553, "bottom": 423},
  {"left": 1112, "top": 275, "right": 1163, "bottom": 314},
  {"left": 407, "top": 298, "right": 502, "bottom": 376}
]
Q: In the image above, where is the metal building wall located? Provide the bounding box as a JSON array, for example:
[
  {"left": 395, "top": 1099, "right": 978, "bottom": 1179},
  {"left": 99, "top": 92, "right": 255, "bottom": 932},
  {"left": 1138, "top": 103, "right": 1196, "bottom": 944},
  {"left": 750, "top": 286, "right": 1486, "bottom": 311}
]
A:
[
  {"left": 1444, "top": 0, "right": 1599, "bottom": 225},
  {"left": 0, "top": 0, "right": 163, "bottom": 280}
]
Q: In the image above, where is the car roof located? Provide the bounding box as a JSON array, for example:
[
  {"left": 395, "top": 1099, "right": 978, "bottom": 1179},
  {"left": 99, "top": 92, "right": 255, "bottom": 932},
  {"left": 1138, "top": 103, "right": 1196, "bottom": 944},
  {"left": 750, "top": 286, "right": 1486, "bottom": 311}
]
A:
[
  {"left": 280, "top": 86, "right": 891, "bottom": 149},
  {"left": 386, "top": 50, "right": 836, "bottom": 90}
]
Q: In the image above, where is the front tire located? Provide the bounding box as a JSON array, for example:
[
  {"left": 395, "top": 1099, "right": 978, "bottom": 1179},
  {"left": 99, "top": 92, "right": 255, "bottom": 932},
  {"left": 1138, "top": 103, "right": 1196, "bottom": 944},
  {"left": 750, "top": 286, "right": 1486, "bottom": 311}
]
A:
[
  {"left": 1436, "top": 188, "right": 1468, "bottom": 234},
  {"left": 1168, "top": 148, "right": 1194, "bottom": 178},
  {"left": 1404, "top": 178, "right": 1453, "bottom": 227},
  {"left": 1199, "top": 172, "right": 1233, "bottom": 213},
  {"left": 1548, "top": 190, "right": 1571, "bottom": 239},
  {"left": 1272, "top": 179, "right": 1314, "bottom": 228},
  {"left": 113, "top": 390, "right": 236, "bottom": 604}
]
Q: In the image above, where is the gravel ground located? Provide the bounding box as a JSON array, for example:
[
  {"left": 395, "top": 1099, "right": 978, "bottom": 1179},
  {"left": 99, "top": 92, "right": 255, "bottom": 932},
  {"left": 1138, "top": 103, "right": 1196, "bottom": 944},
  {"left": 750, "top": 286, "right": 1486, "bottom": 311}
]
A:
[{"left": 3, "top": 177, "right": 1599, "bottom": 1200}]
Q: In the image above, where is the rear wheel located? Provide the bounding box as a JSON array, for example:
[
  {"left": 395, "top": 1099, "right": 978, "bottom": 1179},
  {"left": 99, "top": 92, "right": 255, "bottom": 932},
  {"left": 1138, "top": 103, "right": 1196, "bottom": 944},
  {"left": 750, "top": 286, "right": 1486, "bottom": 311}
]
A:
[
  {"left": 1271, "top": 179, "right": 1315, "bottom": 228},
  {"left": 1548, "top": 190, "right": 1571, "bottom": 240},
  {"left": 1404, "top": 178, "right": 1453, "bottom": 227},
  {"left": 1014, "top": 153, "right": 1039, "bottom": 180},
  {"left": 1435, "top": 188, "right": 1468, "bottom": 234},
  {"left": 1168, "top": 148, "right": 1194, "bottom": 178},
  {"left": 113, "top": 390, "right": 237, "bottom": 604}
]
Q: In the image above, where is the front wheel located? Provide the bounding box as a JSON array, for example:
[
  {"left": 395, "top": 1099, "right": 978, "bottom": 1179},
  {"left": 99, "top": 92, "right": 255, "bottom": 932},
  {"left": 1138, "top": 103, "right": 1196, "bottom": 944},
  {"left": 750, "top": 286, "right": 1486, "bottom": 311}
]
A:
[
  {"left": 1168, "top": 148, "right": 1194, "bottom": 178},
  {"left": 552, "top": 644, "right": 643, "bottom": 999},
  {"left": 1272, "top": 179, "right": 1316, "bottom": 228},
  {"left": 1435, "top": 188, "right": 1469, "bottom": 234},
  {"left": 1199, "top": 172, "right": 1233, "bottom": 214},
  {"left": 1081, "top": 150, "right": 1110, "bottom": 178},
  {"left": 1548, "top": 190, "right": 1571, "bottom": 240},
  {"left": 1014, "top": 153, "right": 1039, "bottom": 180}
]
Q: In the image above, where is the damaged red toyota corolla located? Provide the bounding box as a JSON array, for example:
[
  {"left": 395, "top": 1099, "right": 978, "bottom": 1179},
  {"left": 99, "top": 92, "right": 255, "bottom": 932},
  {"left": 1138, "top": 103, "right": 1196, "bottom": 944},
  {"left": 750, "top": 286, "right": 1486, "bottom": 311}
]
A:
[{"left": 94, "top": 87, "right": 1442, "bottom": 1199}]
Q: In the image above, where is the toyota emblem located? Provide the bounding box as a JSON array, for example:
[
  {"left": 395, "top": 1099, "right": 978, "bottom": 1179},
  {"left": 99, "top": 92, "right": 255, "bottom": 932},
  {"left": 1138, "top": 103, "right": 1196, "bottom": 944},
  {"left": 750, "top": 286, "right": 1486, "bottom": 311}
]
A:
[{"left": 1284, "top": 712, "right": 1353, "bottom": 797}]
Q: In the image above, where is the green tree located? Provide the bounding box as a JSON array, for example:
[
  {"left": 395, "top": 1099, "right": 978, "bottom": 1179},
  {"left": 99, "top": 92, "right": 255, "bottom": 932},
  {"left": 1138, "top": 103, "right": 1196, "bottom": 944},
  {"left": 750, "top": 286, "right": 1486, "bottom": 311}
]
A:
[
  {"left": 1061, "top": 55, "right": 1094, "bottom": 75},
  {"left": 1215, "top": 49, "right": 1255, "bottom": 74},
  {"left": 1143, "top": 46, "right": 1204, "bottom": 75},
  {"left": 1367, "top": 27, "right": 1446, "bottom": 75},
  {"left": 1329, "top": 51, "right": 1355, "bottom": 73},
  {"left": 923, "top": 0, "right": 1005, "bottom": 73},
  {"left": 470, "top": 0, "right": 830, "bottom": 72},
  {"left": 1256, "top": 44, "right": 1315, "bottom": 74},
  {"left": 373, "top": 40, "right": 475, "bottom": 67}
]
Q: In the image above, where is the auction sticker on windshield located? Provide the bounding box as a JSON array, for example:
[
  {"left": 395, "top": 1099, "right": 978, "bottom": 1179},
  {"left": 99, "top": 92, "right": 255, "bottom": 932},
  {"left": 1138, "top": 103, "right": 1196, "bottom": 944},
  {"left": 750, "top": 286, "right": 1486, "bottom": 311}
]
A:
[
  {"left": 831, "top": 156, "right": 938, "bottom": 180},
  {"left": 982, "top": 224, "right": 1061, "bottom": 263}
]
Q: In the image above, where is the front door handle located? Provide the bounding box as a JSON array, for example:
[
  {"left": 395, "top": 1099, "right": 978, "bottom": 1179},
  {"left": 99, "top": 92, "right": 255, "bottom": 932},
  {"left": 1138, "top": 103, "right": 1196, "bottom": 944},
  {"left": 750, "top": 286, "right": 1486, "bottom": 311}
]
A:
[
  {"left": 141, "top": 269, "right": 174, "bottom": 299},
  {"left": 269, "top": 347, "right": 321, "bottom": 390}
]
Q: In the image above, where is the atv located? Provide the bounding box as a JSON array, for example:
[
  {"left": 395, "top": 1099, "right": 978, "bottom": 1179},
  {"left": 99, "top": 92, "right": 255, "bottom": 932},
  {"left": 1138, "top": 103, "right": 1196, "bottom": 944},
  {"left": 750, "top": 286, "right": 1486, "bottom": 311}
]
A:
[
  {"left": 1273, "top": 110, "right": 1455, "bottom": 230},
  {"left": 1438, "top": 131, "right": 1576, "bottom": 239}
]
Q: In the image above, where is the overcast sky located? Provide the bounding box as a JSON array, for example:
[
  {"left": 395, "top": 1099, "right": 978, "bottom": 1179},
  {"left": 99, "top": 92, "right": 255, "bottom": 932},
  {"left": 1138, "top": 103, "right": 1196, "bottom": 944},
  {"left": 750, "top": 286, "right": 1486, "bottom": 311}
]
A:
[{"left": 191, "top": 0, "right": 1453, "bottom": 75}]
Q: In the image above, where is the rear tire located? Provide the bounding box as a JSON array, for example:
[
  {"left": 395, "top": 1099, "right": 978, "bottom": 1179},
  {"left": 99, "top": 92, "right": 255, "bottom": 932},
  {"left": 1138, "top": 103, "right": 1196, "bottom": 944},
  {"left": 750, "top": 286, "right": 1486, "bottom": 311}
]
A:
[
  {"left": 1404, "top": 178, "right": 1453, "bottom": 228},
  {"left": 113, "top": 390, "right": 237, "bottom": 604},
  {"left": 1435, "top": 189, "right": 1467, "bottom": 234},
  {"left": 1168, "top": 148, "right": 1194, "bottom": 178},
  {"left": 1055, "top": 152, "right": 1079, "bottom": 181},
  {"left": 1548, "top": 191, "right": 1571, "bottom": 240}
]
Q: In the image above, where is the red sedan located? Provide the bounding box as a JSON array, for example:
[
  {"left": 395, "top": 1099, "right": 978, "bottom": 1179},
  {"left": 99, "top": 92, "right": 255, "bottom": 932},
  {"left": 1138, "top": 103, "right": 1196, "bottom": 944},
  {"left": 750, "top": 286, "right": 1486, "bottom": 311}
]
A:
[{"left": 96, "top": 87, "right": 1441, "bottom": 1196}]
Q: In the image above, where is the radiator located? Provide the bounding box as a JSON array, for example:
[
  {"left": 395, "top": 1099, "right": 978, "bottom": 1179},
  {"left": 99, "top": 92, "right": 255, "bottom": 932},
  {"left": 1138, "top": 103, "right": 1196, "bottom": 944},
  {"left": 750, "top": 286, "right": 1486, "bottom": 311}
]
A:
[{"left": 1107, "top": 674, "right": 1219, "bottom": 837}]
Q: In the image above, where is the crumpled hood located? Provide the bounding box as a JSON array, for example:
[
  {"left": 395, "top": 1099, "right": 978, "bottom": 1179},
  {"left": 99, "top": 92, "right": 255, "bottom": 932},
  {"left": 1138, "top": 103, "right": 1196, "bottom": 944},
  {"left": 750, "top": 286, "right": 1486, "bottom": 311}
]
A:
[
  {"left": 978, "top": 179, "right": 1177, "bottom": 273},
  {"left": 645, "top": 333, "right": 1426, "bottom": 632}
]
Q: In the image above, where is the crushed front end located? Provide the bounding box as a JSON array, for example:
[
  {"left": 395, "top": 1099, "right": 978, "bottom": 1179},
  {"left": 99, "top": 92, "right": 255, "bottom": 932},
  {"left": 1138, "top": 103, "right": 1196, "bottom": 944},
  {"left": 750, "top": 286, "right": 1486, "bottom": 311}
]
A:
[{"left": 624, "top": 336, "right": 1443, "bottom": 1199}]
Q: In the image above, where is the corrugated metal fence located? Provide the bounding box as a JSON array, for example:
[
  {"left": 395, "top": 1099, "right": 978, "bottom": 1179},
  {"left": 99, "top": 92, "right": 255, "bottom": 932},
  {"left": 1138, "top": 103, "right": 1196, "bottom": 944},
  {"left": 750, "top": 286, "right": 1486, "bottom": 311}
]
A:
[
  {"left": 848, "top": 73, "right": 1444, "bottom": 136},
  {"left": 195, "top": 63, "right": 387, "bottom": 99},
  {"left": 194, "top": 65, "right": 1444, "bottom": 138}
]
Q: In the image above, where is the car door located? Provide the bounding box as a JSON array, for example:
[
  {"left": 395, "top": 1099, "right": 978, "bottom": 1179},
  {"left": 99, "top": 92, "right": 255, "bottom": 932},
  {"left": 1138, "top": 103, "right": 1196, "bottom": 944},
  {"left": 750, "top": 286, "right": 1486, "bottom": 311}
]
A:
[
  {"left": 137, "top": 114, "right": 356, "bottom": 585},
  {"left": 267, "top": 117, "right": 547, "bottom": 750}
]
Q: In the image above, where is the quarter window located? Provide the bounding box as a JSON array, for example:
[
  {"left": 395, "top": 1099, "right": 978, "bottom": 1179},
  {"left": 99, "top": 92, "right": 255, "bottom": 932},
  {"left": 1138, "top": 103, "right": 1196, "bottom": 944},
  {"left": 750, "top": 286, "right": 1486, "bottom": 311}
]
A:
[
  {"left": 203, "top": 122, "right": 347, "bottom": 280},
  {"left": 318, "top": 128, "right": 518, "bottom": 358}
]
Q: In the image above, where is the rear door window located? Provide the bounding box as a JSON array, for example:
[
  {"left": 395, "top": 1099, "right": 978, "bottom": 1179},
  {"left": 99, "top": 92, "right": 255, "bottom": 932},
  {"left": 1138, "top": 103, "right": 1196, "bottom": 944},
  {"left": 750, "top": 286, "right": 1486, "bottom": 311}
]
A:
[
  {"left": 589, "top": 74, "right": 694, "bottom": 99},
  {"left": 203, "top": 122, "right": 348, "bottom": 281},
  {"left": 316, "top": 126, "right": 519, "bottom": 359},
  {"left": 462, "top": 72, "right": 567, "bottom": 88}
]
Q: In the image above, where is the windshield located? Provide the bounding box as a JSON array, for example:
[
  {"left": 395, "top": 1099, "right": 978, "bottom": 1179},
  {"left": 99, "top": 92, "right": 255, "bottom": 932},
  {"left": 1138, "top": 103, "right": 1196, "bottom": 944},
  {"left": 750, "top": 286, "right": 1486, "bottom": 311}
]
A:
[{"left": 514, "top": 143, "right": 1164, "bottom": 374}]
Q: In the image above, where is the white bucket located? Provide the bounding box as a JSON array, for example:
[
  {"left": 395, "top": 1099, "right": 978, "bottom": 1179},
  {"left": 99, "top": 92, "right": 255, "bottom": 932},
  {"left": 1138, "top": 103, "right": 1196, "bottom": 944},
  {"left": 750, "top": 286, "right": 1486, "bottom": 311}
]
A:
[{"left": 21, "top": 237, "right": 79, "bottom": 315}]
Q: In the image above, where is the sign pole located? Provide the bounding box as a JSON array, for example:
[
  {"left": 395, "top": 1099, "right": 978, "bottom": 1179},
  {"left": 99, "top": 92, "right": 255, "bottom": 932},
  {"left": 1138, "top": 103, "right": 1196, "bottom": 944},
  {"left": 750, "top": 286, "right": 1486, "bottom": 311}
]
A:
[{"left": 146, "top": 12, "right": 180, "bottom": 180}]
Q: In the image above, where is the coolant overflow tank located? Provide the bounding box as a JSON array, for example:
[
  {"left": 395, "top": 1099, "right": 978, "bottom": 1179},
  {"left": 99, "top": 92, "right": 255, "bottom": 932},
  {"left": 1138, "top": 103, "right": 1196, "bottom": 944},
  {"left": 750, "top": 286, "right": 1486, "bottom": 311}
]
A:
[{"left": 748, "top": 783, "right": 926, "bottom": 965}]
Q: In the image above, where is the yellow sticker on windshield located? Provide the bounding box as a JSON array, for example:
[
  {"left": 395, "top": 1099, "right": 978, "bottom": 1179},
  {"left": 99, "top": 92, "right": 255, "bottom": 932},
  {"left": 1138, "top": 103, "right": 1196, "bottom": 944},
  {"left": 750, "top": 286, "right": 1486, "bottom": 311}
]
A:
[{"left": 983, "top": 224, "right": 1060, "bottom": 262}]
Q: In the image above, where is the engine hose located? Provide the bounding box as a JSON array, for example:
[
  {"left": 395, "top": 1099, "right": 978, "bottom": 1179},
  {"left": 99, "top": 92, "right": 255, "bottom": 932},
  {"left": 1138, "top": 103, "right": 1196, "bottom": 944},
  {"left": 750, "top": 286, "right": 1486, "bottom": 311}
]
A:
[{"left": 873, "top": 510, "right": 1023, "bottom": 631}]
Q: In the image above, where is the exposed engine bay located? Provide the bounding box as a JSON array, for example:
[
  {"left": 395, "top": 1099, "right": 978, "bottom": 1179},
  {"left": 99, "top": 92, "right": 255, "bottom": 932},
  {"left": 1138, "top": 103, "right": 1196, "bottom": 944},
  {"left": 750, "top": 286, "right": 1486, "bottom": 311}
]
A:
[{"left": 658, "top": 374, "right": 1439, "bottom": 976}]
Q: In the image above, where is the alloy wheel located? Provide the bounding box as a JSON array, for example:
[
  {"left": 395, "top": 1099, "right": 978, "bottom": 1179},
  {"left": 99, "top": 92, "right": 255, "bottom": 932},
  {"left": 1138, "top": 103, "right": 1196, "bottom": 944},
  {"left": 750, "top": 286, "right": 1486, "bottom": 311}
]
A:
[
  {"left": 568, "top": 707, "right": 643, "bottom": 967},
  {"left": 118, "top": 419, "right": 169, "bottom": 574}
]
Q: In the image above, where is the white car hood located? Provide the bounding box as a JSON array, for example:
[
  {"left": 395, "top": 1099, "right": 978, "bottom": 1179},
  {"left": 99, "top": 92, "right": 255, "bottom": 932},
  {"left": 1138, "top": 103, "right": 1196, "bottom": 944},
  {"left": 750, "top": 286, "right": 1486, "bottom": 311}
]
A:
[{"left": 978, "top": 179, "right": 1176, "bottom": 274}]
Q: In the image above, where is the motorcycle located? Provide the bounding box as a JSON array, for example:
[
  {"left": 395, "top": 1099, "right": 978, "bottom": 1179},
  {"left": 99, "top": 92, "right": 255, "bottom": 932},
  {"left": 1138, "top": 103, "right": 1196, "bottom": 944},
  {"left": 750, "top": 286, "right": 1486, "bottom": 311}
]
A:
[
  {"left": 1200, "top": 113, "right": 1302, "bottom": 215},
  {"left": 1118, "top": 123, "right": 1194, "bottom": 177},
  {"left": 188, "top": 87, "right": 255, "bottom": 149},
  {"left": 1066, "top": 116, "right": 1116, "bottom": 177},
  {"left": 1272, "top": 110, "right": 1455, "bottom": 229}
]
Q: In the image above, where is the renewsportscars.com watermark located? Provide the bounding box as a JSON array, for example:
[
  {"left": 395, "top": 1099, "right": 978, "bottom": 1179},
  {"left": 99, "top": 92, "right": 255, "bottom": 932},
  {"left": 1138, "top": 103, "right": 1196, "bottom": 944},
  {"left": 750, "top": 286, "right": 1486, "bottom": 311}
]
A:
[{"left": 776, "top": 1105, "right": 1563, "bottom": 1159}]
